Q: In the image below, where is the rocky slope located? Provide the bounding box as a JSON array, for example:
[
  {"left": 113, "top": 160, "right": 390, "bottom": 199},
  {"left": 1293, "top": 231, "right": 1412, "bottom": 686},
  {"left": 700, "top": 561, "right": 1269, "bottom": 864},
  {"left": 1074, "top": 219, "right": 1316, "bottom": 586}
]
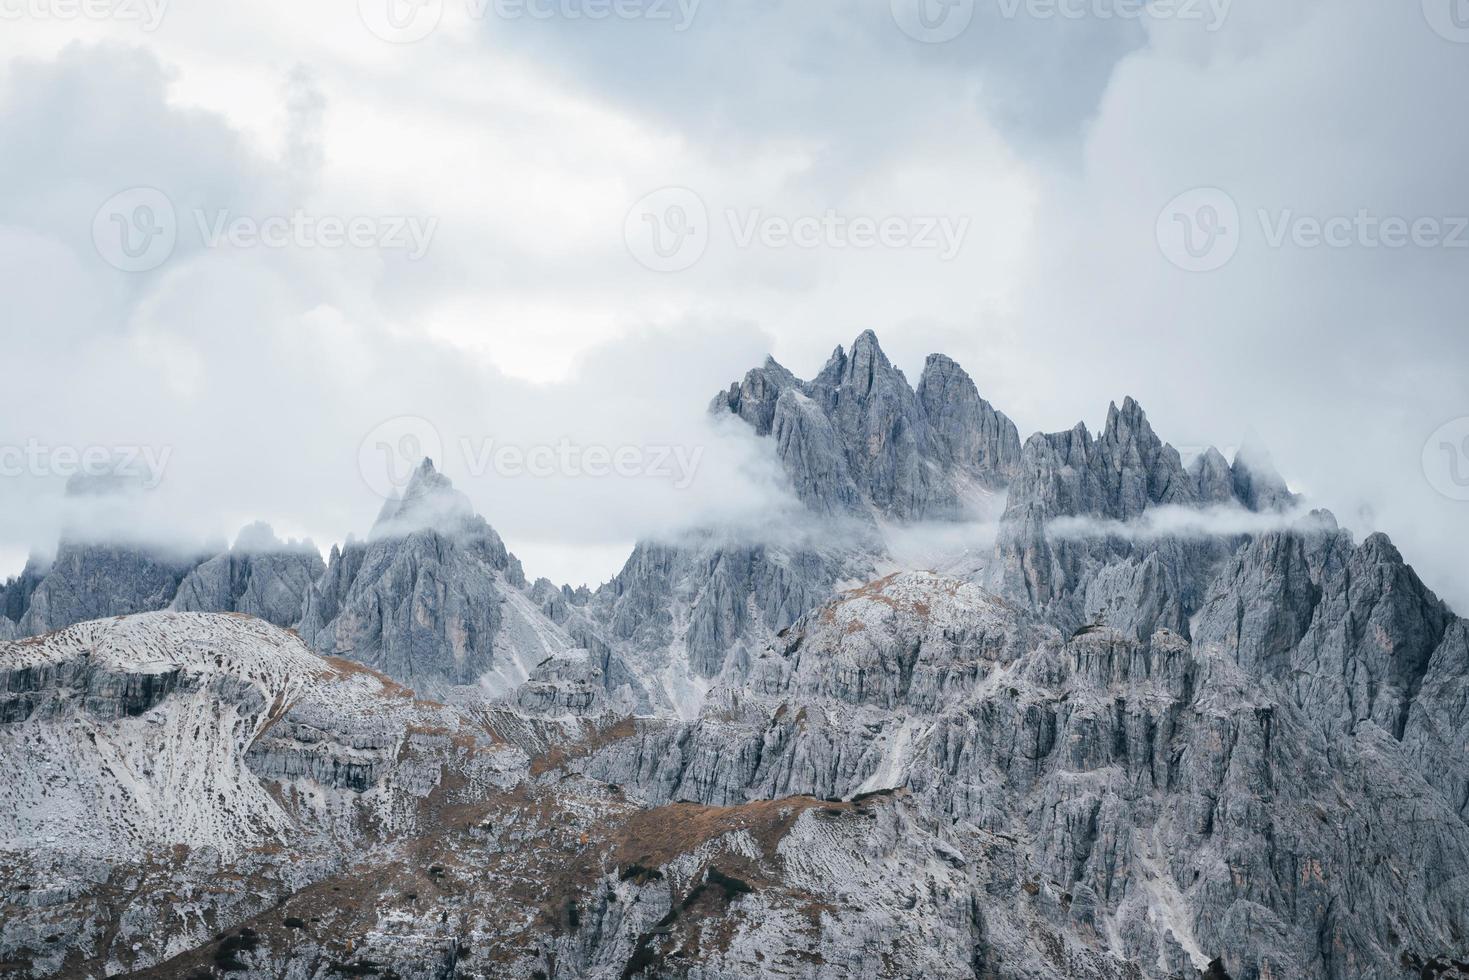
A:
[
  {"left": 1, "top": 331, "right": 1467, "bottom": 979},
  {"left": 169, "top": 524, "right": 325, "bottom": 628}
]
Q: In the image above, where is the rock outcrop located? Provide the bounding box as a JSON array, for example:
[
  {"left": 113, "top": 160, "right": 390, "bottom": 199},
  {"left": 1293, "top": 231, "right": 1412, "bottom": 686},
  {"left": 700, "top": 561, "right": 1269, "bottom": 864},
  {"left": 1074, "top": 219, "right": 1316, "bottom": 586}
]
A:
[
  {"left": 995, "top": 398, "right": 1298, "bottom": 636},
  {"left": 169, "top": 522, "right": 325, "bottom": 627},
  {"left": 578, "top": 562, "right": 1469, "bottom": 980},
  {"left": 590, "top": 534, "right": 869, "bottom": 693},
  {"left": 713, "top": 330, "right": 1022, "bottom": 520},
  {"left": 13, "top": 541, "right": 204, "bottom": 637},
  {"left": 296, "top": 459, "right": 544, "bottom": 695}
]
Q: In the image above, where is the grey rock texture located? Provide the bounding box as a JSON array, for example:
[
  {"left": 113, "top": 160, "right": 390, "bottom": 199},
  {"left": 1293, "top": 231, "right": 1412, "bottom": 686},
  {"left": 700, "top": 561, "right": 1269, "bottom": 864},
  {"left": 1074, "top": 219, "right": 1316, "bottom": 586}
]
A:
[
  {"left": 169, "top": 522, "right": 325, "bottom": 627},
  {"left": 1288, "top": 531, "right": 1454, "bottom": 739},
  {"left": 1, "top": 471, "right": 207, "bottom": 636},
  {"left": 0, "top": 559, "right": 43, "bottom": 626},
  {"left": 579, "top": 566, "right": 1469, "bottom": 980},
  {"left": 14, "top": 542, "right": 203, "bottom": 637},
  {"left": 590, "top": 534, "right": 869, "bottom": 689},
  {"left": 917, "top": 351, "right": 1024, "bottom": 490},
  {"left": 1004, "top": 397, "right": 1199, "bottom": 527},
  {"left": 995, "top": 398, "right": 1298, "bottom": 635},
  {"left": 1190, "top": 524, "right": 1342, "bottom": 678},
  {"left": 1404, "top": 619, "right": 1469, "bottom": 821},
  {"left": 296, "top": 458, "right": 543, "bottom": 696},
  {"left": 2, "top": 333, "right": 1467, "bottom": 980},
  {"left": 607, "top": 330, "right": 1019, "bottom": 688},
  {"left": 0, "top": 614, "right": 523, "bottom": 976},
  {"left": 1190, "top": 446, "right": 1237, "bottom": 505},
  {"left": 1231, "top": 439, "right": 1299, "bottom": 512},
  {"left": 713, "top": 330, "right": 1022, "bottom": 520}
]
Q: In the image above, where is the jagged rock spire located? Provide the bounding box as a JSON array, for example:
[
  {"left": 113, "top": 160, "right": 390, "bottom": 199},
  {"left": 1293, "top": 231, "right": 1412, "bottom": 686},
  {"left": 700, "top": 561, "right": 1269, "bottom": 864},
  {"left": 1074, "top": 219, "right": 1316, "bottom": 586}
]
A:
[
  {"left": 1231, "top": 437, "right": 1297, "bottom": 512},
  {"left": 712, "top": 331, "right": 1022, "bottom": 520},
  {"left": 373, "top": 456, "right": 476, "bottom": 534},
  {"left": 170, "top": 522, "right": 325, "bottom": 628},
  {"left": 1003, "top": 396, "right": 1196, "bottom": 525},
  {"left": 1190, "top": 446, "right": 1236, "bottom": 504}
]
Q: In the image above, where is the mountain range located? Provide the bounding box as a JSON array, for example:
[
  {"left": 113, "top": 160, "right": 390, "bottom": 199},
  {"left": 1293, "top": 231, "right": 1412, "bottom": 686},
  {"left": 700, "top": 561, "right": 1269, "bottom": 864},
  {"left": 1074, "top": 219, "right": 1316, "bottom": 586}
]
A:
[{"left": 1, "top": 331, "right": 1466, "bottom": 980}]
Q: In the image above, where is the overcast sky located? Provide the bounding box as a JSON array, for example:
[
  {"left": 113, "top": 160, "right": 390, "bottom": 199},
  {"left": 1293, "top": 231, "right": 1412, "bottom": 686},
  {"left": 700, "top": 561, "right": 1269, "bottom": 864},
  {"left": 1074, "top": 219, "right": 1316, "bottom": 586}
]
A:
[{"left": 2, "top": 0, "right": 1467, "bottom": 608}]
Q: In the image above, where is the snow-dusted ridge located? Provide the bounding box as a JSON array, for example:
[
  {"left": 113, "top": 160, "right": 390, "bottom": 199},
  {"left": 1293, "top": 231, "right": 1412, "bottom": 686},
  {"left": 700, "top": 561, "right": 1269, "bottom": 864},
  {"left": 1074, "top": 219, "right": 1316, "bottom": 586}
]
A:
[{"left": 0, "top": 612, "right": 509, "bottom": 863}]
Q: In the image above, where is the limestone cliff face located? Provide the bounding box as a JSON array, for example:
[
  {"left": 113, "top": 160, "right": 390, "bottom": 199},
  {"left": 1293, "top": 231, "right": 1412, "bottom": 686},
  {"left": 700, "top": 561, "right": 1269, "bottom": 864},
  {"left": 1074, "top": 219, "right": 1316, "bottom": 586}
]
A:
[
  {"left": 605, "top": 331, "right": 1018, "bottom": 687},
  {"left": 295, "top": 459, "right": 535, "bottom": 695},
  {"left": 714, "top": 331, "right": 1022, "bottom": 522},
  {"left": 3, "top": 523, "right": 320, "bottom": 639},
  {"left": 12, "top": 542, "right": 204, "bottom": 637},
  {"left": 2, "top": 332, "right": 1467, "bottom": 980},
  {"left": 169, "top": 523, "right": 325, "bottom": 627},
  {"left": 995, "top": 397, "right": 1301, "bottom": 637},
  {"left": 591, "top": 535, "right": 868, "bottom": 688},
  {"left": 578, "top": 564, "right": 1469, "bottom": 980}
]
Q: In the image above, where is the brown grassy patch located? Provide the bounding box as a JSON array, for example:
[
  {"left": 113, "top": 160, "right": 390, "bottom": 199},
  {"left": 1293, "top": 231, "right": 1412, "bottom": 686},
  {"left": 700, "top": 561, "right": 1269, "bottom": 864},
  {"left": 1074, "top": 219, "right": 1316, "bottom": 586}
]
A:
[
  {"left": 611, "top": 796, "right": 851, "bottom": 868},
  {"left": 528, "top": 716, "right": 638, "bottom": 777}
]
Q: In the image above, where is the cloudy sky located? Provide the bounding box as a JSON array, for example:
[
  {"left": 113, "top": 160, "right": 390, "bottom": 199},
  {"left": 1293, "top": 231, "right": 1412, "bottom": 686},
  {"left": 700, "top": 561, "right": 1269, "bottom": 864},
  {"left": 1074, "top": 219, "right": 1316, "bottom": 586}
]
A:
[{"left": 2, "top": 0, "right": 1467, "bottom": 607}]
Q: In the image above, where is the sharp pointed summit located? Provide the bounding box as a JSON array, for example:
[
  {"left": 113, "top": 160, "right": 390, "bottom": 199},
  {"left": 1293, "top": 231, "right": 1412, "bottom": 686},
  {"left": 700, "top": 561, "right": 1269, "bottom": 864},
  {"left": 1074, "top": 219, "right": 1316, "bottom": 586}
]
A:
[{"left": 713, "top": 330, "right": 1021, "bottom": 519}]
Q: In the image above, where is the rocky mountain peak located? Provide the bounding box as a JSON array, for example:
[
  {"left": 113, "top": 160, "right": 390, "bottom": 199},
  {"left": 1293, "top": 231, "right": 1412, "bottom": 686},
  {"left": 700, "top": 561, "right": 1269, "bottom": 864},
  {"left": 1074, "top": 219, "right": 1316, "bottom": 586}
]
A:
[
  {"left": 170, "top": 522, "right": 325, "bottom": 628},
  {"left": 1100, "top": 396, "right": 1157, "bottom": 452},
  {"left": 371, "top": 456, "right": 477, "bottom": 538},
  {"left": 230, "top": 521, "right": 316, "bottom": 556},
  {"left": 1190, "top": 446, "right": 1236, "bottom": 503},
  {"left": 1231, "top": 437, "right": 1297, "bottom": 512},
  {"left": 1003, "top": 396, "right": 1195, "bottom": 526},
  {"left": 837, "top": 328, "right": 899, "bottom": 397},
  {"left": 715, "top": 331, "right": 1021, "bottom": 520},
  {"left": 916, "top": 352, "right": 1021, "bottom": 488},
  {"left": 713, "top": 356, "right": 803, "bottom": 436}
]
